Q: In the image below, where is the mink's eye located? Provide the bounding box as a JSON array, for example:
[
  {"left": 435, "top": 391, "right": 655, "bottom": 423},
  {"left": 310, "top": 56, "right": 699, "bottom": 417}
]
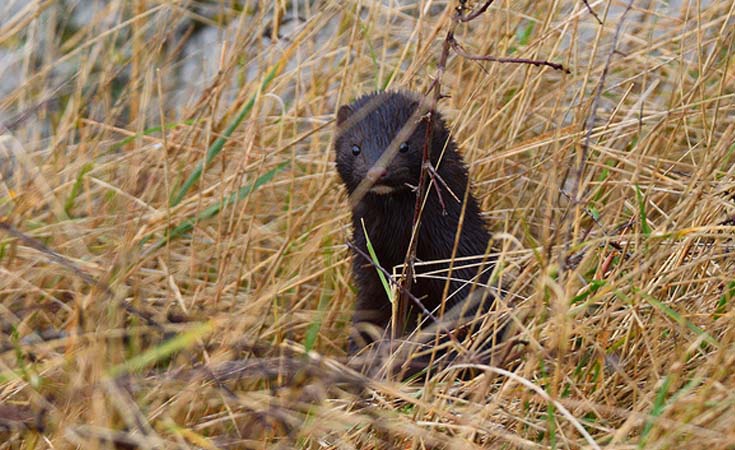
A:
[
  {"left": 399, "top": 142, "right": 409, "bottom": 153},
  {"left": 351, "top": 144, "right": 361, "bottom": 156}
]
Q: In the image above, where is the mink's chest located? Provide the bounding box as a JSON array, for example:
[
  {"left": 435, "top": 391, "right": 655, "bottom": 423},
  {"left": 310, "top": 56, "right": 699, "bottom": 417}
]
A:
[
  {"left": 351, "top": 195, "right": 461, "bottom": 311},
  {"left": 352, "top": 196, "right": 415, "bottom": 271}
]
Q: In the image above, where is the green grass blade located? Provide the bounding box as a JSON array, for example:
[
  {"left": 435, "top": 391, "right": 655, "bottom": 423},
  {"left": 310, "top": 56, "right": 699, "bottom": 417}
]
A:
[
  {"left": 546, "top": 400, "right": 557, "bottom": 449},
  {"left": 517, "top": 21, "right": 534, "bottom": 46},
  {"left": 153, "top": 162, "right": 287, "bottom": 250},
  {"left": 64, "top": 162, "right": 93, "bottom": 217},
  {"left": 360, "top": 218, "right": 394, "bottom": 304},
  {"left": 570, "top": 279, "right": 606, "bottom": 306},
  {"left": 304, "top": 288, "right": 329, "bottom": 353},
  {"left": 107, "top": 321, "right": 214, "bottom": 378},
  {"left": 169, "top": 65, "right": 282, "bottom": 207},
  {"left": 303, "top": 246, "right": 333, "bottom": 352},
  {"left": 635, "top": 185, "right": 652, "bottom": 236},
  {"left": 640, "top": 291, "right": 719, "bottom": 348},
  {"left": 639, "top": 374, "right": 672, "bottom": 447},
  {"left": 715, "top": 280, "right": 734, "bottom": 319}
]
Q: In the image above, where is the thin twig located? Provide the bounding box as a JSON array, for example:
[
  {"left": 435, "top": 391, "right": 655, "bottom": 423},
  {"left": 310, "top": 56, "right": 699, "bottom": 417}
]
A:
[
  {"left": 581, "top": 0, "right": 603, "bottom": 25},
  {"left": 427, "top": 163, "right": 461, "bottom": 205},
  {"left": 456, "top": 0, "right": 497, "bottom": 23},
  {"left": 426, "top": 163, "right": 449, "bottom": 215},
  {"left": 449, "top": 35, "right": 570, "bottom": 73}
]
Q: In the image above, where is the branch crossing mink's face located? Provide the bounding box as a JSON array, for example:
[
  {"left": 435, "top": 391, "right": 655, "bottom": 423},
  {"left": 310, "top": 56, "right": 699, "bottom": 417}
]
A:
[{"left": 334, "top": 91, "right": 435, "bottom": 196}]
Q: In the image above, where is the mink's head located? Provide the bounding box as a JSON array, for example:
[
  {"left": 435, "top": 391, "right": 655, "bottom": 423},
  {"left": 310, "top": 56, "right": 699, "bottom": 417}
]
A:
[{"left": 334, "top": 90, "right": 452, "bottom": 196}]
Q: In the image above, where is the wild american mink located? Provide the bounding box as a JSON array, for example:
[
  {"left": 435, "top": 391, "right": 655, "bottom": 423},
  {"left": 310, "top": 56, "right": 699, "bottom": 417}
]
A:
[{"left": 335, "top": 90, "right": 495, "bottom": 375}]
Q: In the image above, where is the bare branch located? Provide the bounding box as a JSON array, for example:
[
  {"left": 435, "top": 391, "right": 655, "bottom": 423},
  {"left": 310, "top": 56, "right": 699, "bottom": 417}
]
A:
[
  {"left": 449, "top": 35, "right": 570, "bottom": 73},
  {"left": 582, "top": 0, "right": 603, "bottom": 25},
  {"left": 402, "top": 0, "right": 569, "bottom": 337},
  {"left": 456, "top": 0, "right": 497, "bottom": 22}
]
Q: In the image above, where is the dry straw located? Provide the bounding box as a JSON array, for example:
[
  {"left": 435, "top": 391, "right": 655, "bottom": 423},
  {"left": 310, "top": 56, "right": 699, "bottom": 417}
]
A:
[{"left": 0, "top": 0, "right": 734, "bottom": 448}]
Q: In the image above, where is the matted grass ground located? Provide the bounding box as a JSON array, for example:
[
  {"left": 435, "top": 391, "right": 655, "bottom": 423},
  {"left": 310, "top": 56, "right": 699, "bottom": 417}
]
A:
[{"left": 1, "top": 0, "right": 734, "bottom": 448}]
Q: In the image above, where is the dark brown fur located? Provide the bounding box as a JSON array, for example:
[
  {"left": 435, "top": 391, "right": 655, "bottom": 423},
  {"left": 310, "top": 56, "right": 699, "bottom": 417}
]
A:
[{"left": 335, "top": 91, "right": 495, "bottom": 375}]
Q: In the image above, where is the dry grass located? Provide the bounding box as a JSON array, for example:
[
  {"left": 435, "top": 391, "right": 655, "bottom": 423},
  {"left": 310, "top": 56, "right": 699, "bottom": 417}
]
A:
[{"left": 1, "top": 0, "right": 734, "bottom": 448}]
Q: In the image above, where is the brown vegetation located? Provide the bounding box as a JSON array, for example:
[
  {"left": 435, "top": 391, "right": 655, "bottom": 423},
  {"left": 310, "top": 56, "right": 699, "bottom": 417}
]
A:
[{"left": 1, "top": 0, "right": 734, "bottom": 448}]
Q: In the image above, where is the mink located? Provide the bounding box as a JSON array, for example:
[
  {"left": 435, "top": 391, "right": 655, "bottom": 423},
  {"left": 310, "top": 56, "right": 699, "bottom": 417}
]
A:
[{"left": 334, "top": 90, "right": 496, "bottom": 375}]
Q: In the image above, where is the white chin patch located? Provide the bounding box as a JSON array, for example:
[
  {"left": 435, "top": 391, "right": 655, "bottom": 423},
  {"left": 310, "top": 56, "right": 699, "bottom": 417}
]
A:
[{"left": 370, "top": 185, "right": 395, "bottom": 195}]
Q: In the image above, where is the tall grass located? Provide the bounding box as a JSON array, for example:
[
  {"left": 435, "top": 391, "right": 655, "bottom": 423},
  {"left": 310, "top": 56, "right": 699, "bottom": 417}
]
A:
[{"left": 1, "top": 0, "right": 733, "bottom": 448}]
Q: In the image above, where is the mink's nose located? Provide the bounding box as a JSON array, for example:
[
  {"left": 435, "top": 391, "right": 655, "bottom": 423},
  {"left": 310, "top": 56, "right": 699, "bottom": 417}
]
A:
[{"left": 367, "top": 166, "right": 387, "bottom": 181}]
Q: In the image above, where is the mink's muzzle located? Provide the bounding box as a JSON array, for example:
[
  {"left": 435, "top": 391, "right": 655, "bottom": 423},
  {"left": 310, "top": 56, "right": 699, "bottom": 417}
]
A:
[{"left": 366, "top": 166, "right": 386, "bottom": 181}]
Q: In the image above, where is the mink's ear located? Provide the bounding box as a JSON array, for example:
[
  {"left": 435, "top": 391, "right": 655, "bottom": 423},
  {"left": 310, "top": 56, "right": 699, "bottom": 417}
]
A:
[{"left": 336, "top": 105, "right": 352, "bottom": 125}]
